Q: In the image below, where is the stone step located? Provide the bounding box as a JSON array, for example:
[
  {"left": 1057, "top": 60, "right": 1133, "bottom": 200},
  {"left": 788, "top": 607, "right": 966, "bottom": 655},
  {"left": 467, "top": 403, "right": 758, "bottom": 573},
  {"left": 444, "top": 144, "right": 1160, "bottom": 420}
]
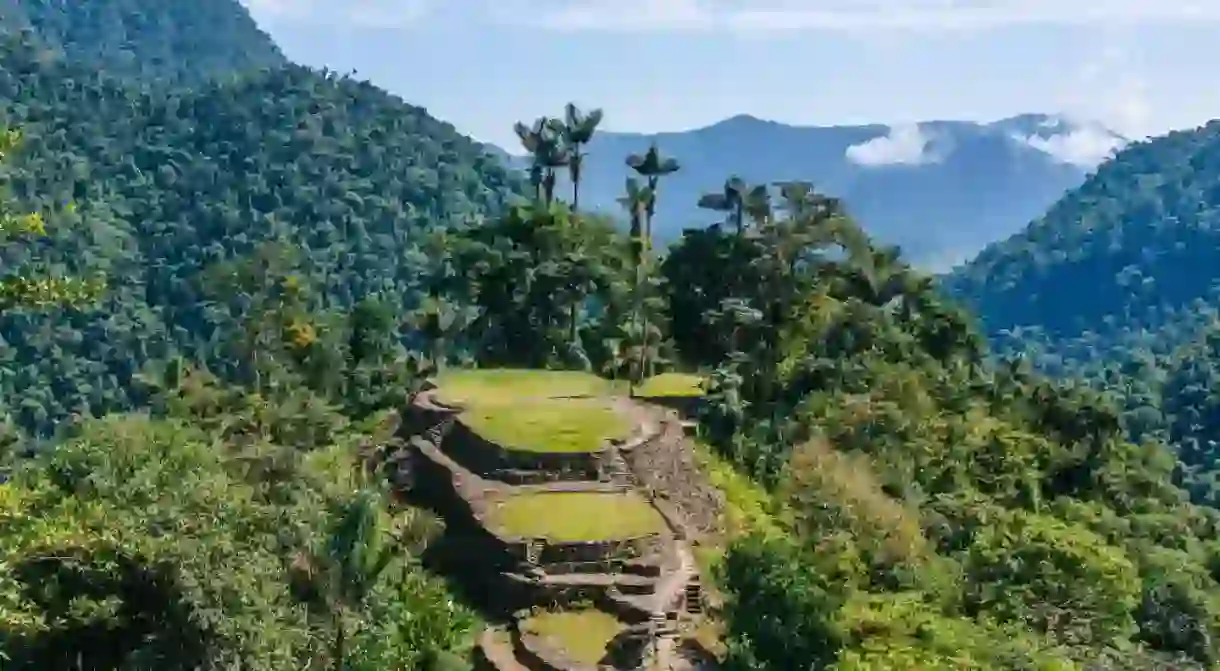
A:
[
  {"left": 622, "top": 555, "right": 665, "bottom": 578},
  {"left": 684, "top": 582, "right": 703, "bottom": 614}
]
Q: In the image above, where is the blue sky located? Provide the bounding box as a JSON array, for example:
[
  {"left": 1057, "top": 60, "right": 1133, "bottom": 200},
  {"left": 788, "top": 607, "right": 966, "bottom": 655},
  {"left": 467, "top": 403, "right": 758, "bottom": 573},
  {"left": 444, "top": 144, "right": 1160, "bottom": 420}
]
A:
[{"left": 240, "top": 0, "right": 1220, "bottom": 150}]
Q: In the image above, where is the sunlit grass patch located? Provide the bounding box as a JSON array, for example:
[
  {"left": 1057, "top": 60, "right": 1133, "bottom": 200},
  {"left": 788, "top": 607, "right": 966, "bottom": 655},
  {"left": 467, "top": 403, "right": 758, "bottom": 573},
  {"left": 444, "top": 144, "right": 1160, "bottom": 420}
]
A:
[
  {"left": 520, "top": 609, "right": 624, "bottom": 665},
  {"left": 635, "top": 372, "right": 705, "bottom": 398},
  {"left": 462, "top": 398, "right": 629, "bottom": 453},
  {"left": 486, "top": 491, "right": 665, "bottom": 541},
  {"left": 434, "top": 368, "right": 613, "bottom": 406}
]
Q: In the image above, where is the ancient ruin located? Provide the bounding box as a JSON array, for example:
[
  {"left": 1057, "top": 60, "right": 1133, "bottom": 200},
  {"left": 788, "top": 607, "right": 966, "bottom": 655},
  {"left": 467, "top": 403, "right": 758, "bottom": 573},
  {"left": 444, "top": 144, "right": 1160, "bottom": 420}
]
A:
[{"left": 391, "top": 371, "right": 715, "bottom": 671}]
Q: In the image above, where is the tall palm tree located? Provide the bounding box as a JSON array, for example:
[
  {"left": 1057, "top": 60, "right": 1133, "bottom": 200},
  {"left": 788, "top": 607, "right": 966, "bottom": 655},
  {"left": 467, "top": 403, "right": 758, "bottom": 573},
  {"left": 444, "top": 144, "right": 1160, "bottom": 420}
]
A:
[
  {"left": 619, "top": 149, "right": 672, "bottom": 392},
  {"left": 512, "top": 118, "right": 546, "bottom": 200},
  {"left": 514, "top": 117, "right": 569, "bottom": 206},
  {"left": 774, "top": 180, "right": 843, "bottom": 225},
  {"left": 626, "top": 143, "right": 679, "bottom": 244},
  {"left": 617, "top": 177, "right": 652, "bottom": 268},
  {"left": 552, "top": 103, "right": 604, "bottom": 211},
  {"left": 535, "top": 132, "right": 569, "bottom": 207},
  {"left": 743, "top": 184, "right": 772, "bottom": 231},
  {"left": 697, "top": 176, "right": 748, "bottom": 234}
]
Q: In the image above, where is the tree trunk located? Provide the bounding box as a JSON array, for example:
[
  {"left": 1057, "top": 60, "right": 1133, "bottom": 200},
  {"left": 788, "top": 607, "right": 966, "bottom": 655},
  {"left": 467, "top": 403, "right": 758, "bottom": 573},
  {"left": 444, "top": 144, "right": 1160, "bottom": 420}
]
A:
[
  {"left": 572, "top": 166, "right": 581, "bottom": 212},
  {"left": 544, "top": 170, "right": 556, "bottom": 206}
]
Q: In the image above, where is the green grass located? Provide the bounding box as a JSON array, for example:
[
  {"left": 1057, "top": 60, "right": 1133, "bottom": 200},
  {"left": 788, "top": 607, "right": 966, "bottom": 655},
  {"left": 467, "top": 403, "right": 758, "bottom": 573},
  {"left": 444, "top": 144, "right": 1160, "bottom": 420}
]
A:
[
  {"left": 461, "top": 398, "right": 628, "bottom": 453},
  {"left": 434, "top": 369, "right": 630, "bottom": 452},
  {"left": 486, "top": 491, "right": 666, "bottom": 541},
  {"left": 434, "top": 368, "right": 613, "bottom": 405},
  {"left": 521, "top": 609, "right": 624, "bottom": 665},
  {"left": 635, "top": 372, "right": 705, "bottom": 398}
]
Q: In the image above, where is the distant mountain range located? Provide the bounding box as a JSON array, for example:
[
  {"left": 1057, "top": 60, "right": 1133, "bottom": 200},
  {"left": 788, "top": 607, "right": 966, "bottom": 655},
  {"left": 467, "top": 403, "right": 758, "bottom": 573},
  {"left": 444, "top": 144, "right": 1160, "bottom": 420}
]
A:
[{"left": 491, "top": 113, "right": 1127, "bottom": 269}]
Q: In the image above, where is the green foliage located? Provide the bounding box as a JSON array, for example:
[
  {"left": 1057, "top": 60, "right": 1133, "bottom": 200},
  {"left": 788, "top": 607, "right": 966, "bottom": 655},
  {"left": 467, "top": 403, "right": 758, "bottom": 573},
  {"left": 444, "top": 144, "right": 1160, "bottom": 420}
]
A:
[
  {"left": 442, "top": 202, "right": 630, "bottom": 370},
  {"left": 0, "top": 387, "right": 476, "bottom": 668},
  {"left": 1, "top": 0, "right": 286, "bottom": 85},
  {"left": 945, "top": 120, "right": 1220, "bottom": 378},
  {"left": 648, "top": 162, "right": 1220, "bottom": 668},
  {"left": 0, "top": 33, "right": 523, "bottom": 435}
]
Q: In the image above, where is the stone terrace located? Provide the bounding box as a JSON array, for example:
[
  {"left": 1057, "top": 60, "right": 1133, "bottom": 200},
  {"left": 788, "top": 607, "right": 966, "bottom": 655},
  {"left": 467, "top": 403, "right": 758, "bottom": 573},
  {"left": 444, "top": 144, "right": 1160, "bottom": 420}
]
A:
[{"left": 390, "top": 371, "right": 715, "bottom": 671}]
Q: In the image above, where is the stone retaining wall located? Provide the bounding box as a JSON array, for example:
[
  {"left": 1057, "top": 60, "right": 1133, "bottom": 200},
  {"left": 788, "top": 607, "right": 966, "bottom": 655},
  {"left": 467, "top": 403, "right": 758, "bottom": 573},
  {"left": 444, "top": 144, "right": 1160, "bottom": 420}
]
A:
[
  {"left": 405, "top": 437, "right": 483, "bottom": 532},
  {"left": 497, "top": 535, "right": 663, "bottom": 566},
  {"left": 511, "top": 619, "right": 652, "bottom": 671},
  {"left": 500, "top": 574, "right": 622, "bottom": 612},
  {"left": 597, "top": 590, "right": 652, "bottom": 625},
  {"left": 404, "top": 391, "right": 462, "bottom": 438},
  {"left": 444, "top": 419, "right": 608, "bottom": 482}
]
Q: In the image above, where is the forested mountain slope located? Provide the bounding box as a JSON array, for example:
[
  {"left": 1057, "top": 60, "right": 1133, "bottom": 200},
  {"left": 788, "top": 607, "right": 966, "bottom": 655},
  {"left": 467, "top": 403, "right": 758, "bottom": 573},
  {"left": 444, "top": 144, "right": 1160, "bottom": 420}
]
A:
[
  {"left": 944, "top": 120, "right": 1220, "bottom": 375},
  {"left": 0, "top": 33, "right": 524, "bottom": 435},
  {"left": 0, "top": 0, "right": 285, "bottom": 84}
]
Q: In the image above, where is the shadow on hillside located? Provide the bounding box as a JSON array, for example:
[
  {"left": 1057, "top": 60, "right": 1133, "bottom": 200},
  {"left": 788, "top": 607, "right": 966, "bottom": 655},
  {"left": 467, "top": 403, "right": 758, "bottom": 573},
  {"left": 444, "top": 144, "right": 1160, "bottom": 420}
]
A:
[{"left": 419, "top": 529, "right": 518, "bottom": 622}]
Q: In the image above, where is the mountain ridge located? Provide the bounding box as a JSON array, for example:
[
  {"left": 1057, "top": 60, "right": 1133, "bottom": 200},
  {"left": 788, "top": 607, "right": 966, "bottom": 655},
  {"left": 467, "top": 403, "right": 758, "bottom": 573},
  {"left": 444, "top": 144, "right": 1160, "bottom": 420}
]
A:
[{"left": 492, "top": 111, "right": 1125, "bottom": 268}]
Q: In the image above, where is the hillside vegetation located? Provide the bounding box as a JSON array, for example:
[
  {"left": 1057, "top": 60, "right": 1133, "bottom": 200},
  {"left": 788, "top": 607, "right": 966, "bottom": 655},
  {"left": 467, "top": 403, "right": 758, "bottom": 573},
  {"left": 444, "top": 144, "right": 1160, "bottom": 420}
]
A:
[
  {"left": 944, "top": 120, "right": 1220, "bottom": 512},
  {"left": 0, "top": 0, "right": 285, "bottom": 84},
  {"left": 0, "top": 32, "right": 523, "bottom": 436},
  {"left": 945, "top": 120, "right": 1220, "bottom": 376}
]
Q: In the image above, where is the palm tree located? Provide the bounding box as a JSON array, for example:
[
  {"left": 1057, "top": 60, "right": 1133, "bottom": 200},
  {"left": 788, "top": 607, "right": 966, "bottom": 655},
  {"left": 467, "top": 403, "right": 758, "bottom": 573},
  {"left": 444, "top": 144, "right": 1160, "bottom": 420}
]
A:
[
  {"left": 618, "top": 151, "right": 672, "bottom": 392},
  {"left": 626, "top": 142, "right": 680, "bottom": 244},
  {"left": 743, "top": 184, "right": 772, "bottom": 231},
  {"left": 535, "top": 132, "right": 569, "bottom": 207},
  {"left": 512, "top": 118, "right": 546, "bottom": 200},
  {"left": 618, "top": 177, "right": 652, "bottom": 268},
  {"left": 697, "top": 176, "right": 748, "bottom": 234},
  {"left": 552, "top": 103, "right": 604, "bottom": 211},
  {"left": 514, "top": 117, "right": 569, "bottom": 206}
]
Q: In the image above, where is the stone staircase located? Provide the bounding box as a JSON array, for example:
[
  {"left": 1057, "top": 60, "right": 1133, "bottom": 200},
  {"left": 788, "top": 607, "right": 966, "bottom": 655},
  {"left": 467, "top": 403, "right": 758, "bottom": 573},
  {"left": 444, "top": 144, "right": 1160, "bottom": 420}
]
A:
[
  {"left": 524, "top": 539, "right": 543, "bottom": 567},
  {"left": 683, "top": 578, "right": 702, "bottom": 615}
]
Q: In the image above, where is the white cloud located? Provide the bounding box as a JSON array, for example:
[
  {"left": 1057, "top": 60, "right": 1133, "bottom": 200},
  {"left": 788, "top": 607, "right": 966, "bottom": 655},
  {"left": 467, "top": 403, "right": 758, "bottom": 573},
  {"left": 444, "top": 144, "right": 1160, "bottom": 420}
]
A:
[
  {"left": 518, "top": 0, "right": 1220, "bottom": 33},
  {"left": 1011, "top": 124, "right": 1127, "bottom": 168},
  {"left": 845, "top": 124, "right": 942, "bottom": 167}
]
